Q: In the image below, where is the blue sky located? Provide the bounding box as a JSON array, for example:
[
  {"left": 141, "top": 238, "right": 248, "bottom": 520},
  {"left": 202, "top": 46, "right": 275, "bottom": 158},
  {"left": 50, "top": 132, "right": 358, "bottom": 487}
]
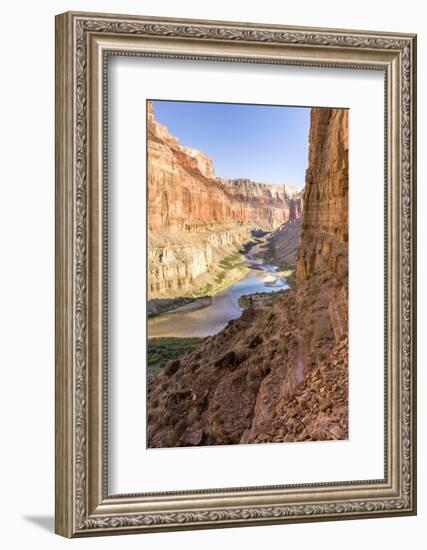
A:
[{"left": 152, "top": 100, "right": 310, "bottom": 190}]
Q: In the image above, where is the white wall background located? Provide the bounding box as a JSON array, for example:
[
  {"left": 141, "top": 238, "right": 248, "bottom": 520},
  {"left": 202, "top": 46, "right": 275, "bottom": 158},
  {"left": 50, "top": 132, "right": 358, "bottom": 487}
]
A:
[{"left": 0, "top": 1, "right": 424, "bottom": 548}]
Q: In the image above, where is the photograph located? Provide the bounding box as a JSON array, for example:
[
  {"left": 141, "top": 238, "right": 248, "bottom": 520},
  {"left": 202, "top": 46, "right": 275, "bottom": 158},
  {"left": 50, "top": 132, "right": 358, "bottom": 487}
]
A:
[
  {"left": 52, "top": 9, "right": 416, "bottom": 538},
  {"left": 146, "top": 99, "right": 349, "bottom": 448}
]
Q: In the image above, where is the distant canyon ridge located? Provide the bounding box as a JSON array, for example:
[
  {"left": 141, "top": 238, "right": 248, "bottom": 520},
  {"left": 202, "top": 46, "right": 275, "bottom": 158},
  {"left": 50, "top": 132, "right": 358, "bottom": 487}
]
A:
[{"left": 147, "top": 101, "right": 303, "bottom": 300}]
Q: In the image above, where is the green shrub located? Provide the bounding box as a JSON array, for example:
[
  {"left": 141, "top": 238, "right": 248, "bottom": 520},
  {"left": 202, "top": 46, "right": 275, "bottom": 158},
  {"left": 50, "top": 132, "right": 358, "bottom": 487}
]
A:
[
  {"left": 216, "top": 271, "right": 226, "bottom": 284},
  {"left": 147, "top": 337, "right": 204, "bottom": 369}
]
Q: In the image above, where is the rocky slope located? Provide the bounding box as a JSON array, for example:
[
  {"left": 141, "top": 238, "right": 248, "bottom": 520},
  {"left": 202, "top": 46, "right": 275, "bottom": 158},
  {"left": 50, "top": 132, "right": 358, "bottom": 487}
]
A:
[
  {"left": 148, "top": 101, "right": 302, "bottom": 299},
  {"left": 147, "top": 107, "right": 349, "bottom": 447},
  {"left": 264, "top": 217, "right": 303, "bottom": 270}
]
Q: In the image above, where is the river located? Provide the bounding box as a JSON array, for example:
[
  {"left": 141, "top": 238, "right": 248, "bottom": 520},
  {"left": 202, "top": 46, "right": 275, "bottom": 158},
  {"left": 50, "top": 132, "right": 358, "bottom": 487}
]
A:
[{"left": 147, "top": 253, "right": 289, "bottom": 338}]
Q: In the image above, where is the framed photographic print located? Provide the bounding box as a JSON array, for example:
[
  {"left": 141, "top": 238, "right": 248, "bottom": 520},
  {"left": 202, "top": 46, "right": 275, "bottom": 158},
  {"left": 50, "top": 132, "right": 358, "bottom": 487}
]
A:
[{"left": 55, "top": 11, "right": 417, "bottom": 537}]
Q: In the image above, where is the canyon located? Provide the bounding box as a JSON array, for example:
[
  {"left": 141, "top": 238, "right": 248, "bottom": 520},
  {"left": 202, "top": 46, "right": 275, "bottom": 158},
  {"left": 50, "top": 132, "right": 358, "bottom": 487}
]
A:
[
  {"left": 147, "top": 107, "right": 349, "bottom": 447},
  {"left": 147, "top": 101, "right": 302, "bottom": 299}
]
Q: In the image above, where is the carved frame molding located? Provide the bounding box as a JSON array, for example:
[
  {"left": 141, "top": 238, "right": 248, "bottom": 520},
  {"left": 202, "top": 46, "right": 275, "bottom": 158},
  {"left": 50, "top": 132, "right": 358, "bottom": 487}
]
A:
[{"left": 55, "top": 11, "right": 416, "bottom": 537}]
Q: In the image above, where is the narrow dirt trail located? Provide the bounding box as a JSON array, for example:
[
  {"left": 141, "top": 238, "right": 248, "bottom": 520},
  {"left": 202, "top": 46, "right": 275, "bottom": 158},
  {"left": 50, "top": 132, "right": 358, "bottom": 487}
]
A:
[{"left": 294, "top": 332, "right": 305, "bottom": 385}]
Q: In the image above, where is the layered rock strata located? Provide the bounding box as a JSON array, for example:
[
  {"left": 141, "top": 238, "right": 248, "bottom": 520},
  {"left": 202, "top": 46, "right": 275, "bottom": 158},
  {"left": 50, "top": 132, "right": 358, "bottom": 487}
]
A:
[
  {"left": 148, "top": 226, "right": 249, "bottom": 297},
  {"left": 147, "top": 101, "right": 302, "bottom": 299},
  {"left": 147, "top": 107, "right": 349, "bottom": 447}
]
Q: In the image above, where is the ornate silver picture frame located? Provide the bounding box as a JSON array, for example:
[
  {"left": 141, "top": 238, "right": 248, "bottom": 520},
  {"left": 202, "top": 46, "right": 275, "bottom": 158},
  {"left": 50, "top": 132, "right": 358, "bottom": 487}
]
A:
[{"left": 55, "top": 11, "right": 417, "bottom": 537}]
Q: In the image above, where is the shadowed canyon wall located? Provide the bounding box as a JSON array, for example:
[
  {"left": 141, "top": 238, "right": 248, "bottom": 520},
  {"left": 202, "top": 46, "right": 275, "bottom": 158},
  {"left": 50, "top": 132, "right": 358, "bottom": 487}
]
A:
[
  {"left": 147, "top": 107, "right": 349, "bottom": 447},
  {"left": 147, "top": 101, "right": 302, "bottom": 298},
  {"left": 297, "top": 108, "right": 348, "bottom": 342}
]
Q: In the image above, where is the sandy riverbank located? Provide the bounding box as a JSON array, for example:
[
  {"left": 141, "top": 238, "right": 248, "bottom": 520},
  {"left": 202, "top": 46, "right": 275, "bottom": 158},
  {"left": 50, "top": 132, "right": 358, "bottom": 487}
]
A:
[{"left": 148, "top": 266, "right": 249, "bottom": 318}]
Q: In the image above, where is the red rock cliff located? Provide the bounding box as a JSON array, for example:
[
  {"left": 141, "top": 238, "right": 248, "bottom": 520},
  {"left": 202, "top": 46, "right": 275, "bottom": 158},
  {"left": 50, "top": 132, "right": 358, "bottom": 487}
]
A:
[
  {"left": 148, "top": 101, "right": 302, "bottom": 298},
  {"left": 148, "top": 102, "right": 300, "bottom": 232},
  {"left": 297, "top": 108, "right": 348, "bottom": 341},
  {"left": 298, "top": 109, "right": 348, "bottom": 278}
]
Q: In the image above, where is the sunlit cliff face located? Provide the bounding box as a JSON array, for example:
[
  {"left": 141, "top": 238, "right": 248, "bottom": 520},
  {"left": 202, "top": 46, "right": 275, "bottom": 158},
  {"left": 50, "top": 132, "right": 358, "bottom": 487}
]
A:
[{"left": 147, "top": 101, "right": 303, "bottom": 299}]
